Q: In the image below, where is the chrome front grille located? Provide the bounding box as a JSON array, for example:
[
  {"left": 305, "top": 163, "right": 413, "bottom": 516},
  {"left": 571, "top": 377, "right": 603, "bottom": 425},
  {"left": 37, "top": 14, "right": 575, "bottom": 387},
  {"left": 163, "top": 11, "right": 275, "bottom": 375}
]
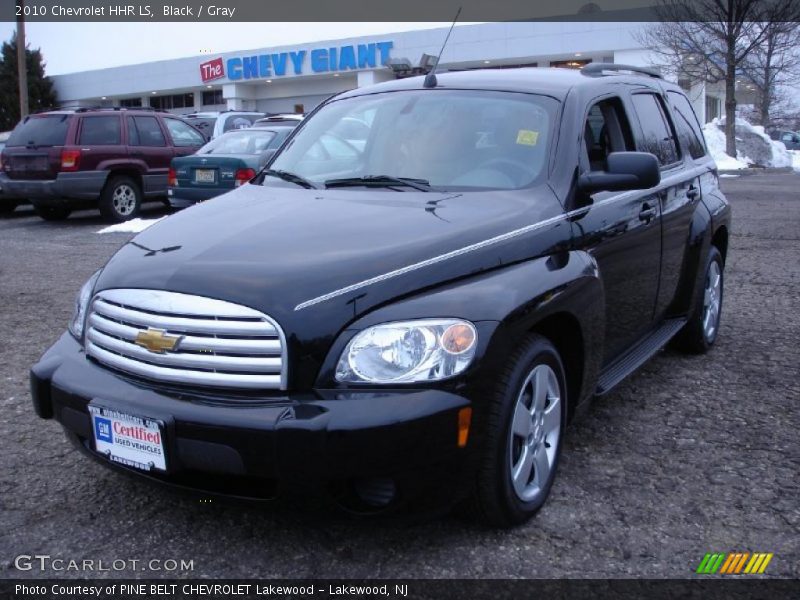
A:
[{"left": 85, "top": 289, "right": 287, "bottom": 390}]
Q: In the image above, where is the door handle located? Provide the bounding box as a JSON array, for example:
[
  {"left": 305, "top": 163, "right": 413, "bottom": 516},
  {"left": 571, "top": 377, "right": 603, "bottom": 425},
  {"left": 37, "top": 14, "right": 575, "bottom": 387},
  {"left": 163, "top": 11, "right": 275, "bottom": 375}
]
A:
[
  {"left": 687, "top": 185, "right": 700, "bottom": 200},
  {"left": 639, "top": 203, "right": 657, "bottom": 222}
]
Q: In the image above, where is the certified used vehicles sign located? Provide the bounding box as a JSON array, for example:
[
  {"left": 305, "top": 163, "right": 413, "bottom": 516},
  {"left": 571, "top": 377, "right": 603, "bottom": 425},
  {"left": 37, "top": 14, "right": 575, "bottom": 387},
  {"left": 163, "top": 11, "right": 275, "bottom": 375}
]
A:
[{"left": 89, "top": 405, "right": 166, "bottom": 471}]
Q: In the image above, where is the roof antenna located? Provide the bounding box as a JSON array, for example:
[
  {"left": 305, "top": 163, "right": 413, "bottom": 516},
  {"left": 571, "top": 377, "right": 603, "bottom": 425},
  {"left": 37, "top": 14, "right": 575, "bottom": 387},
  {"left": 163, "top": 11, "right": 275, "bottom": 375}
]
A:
[{"left": 424, "top": 6, "right": 462, "bottom": 89}]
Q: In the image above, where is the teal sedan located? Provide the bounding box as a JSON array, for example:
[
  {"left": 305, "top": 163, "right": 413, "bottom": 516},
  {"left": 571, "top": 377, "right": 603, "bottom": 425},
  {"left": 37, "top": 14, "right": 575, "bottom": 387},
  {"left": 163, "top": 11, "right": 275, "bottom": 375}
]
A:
[{"left": 168, "top": 125, "right": 295, "bottom": 208}]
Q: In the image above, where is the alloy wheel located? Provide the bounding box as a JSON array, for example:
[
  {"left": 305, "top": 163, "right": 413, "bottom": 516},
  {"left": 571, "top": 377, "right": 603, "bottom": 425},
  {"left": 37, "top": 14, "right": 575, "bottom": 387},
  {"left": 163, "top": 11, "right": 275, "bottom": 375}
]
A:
[{"left": 508, "top": 364, "right": 561, "bottom": 503}]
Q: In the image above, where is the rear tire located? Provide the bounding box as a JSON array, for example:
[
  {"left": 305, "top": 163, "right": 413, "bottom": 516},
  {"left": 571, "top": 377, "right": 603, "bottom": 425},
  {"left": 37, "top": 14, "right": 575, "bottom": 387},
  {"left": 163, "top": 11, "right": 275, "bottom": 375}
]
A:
[
  {"left": 35, "top": 205, "right": 71, "bottom": 221},
  {"left": 0, "top": 201, "right": 18, "bottom": 215},
  {"left": 466, "top": 334, "right": 567, "bottom": 527},
  {"left": 674, "top": 246, "right": 724, "bottom": 354},
  {"left": 99, "top": 175, "right": 141, "bottom": 222}
]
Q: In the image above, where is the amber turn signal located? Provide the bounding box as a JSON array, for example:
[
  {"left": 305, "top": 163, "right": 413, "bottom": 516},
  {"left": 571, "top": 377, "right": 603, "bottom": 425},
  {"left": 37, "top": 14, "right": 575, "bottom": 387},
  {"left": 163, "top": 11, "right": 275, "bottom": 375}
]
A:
[
  {"left": 457, "top": 407, "right": 472, "bottom": 448},
  {"left": 441, "top": 323, "right": 476, "bottom": 354}
]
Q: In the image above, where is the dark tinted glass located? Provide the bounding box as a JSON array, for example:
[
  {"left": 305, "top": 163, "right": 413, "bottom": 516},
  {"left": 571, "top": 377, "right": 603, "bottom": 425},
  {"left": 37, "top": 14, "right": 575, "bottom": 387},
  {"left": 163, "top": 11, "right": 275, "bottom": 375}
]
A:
[
  {"left": 79, "top": 116, "right": 122, "bottom": 145},
  {"left": 631, "top": 93, "right": 679, "bottom": 166},
  {"left": 222, "top": 115, "right": 259, "bottom": 132},
  {"left": 7, "top": 115, "right": 70, "bottom": 147},
  {"left": 131, "top": 116, "right": 166, "bottom": 147},
  {"left": 667, "top": 91, "right": 706, "bottom": 159}
]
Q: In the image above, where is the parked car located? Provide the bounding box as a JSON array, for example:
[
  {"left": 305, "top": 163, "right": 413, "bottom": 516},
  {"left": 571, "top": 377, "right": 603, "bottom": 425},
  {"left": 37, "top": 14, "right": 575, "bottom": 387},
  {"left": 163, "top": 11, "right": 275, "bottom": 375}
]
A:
[
  {"left": 771, "top": 129, "right": 800, "bottom": 150},
  {"left": 31, "top": 65, "right": 730, "bottom": 526},
  {"left": 0, "top": 131, "right": 16, "bottom": 214},
  {"left": 0, "top": 107, "right": 206, "bottom": 221},
  {"left": 168, "top": 125, "right": 296, "bottom": 208},
  {"left": 182, "top": 111, "right": 264, "bottom": 140}
]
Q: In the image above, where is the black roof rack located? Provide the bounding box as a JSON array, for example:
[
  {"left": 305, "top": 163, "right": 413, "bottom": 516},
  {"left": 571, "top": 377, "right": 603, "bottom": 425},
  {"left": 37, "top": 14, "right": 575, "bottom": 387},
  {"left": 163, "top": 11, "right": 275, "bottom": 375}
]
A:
[
  {"left": 73, "top": 106, "right": 169, "bottom": 113},
  {"left": 580, "top": 63, "right": 662, "bottom": 79}
]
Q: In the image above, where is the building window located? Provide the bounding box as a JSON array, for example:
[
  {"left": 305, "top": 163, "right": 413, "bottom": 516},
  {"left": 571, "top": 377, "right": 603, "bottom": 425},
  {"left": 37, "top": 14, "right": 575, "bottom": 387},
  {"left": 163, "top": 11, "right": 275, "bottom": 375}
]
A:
[
  {"left": 202, "top": 89, "right": 223, "bottom": 106},
  {"left": 119, "top": 97, "right": 142, "bottom": 108},
  {"left": 550, "top": 59, "right": 591, "bottom": 69},
  {"left": 150, "top": 93, "right": 195, "bottom": 110}
]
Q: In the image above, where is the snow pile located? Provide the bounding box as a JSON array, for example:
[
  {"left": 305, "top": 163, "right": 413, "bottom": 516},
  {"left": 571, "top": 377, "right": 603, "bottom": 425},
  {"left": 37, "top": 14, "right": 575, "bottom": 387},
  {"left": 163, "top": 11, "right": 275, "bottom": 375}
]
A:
[
  {"left": 789, "top": 150, "right": 800, "bottom": 173},
  {"left": 702, "top": 118, "right": 793, "bottom": 169},
  {"left": 97, "top": 217, "right": 164, "bottom": 234},
  {"left": 702, "top": 121, "right": 748, "bottom": 170}
]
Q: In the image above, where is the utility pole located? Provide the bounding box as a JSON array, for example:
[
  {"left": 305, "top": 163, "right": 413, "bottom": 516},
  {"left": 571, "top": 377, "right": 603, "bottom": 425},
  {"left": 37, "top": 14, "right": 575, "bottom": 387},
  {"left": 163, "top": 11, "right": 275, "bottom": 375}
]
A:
[{"left": 17, "top": 0, "right": 29, "bottom": 118}]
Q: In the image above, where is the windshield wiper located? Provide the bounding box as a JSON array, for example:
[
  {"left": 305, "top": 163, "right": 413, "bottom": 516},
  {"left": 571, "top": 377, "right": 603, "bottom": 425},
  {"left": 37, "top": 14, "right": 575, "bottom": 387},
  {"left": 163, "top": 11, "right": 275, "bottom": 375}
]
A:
[
  {"left": 325, "top": 175, "right": 432, "bottom": 192},
  {"left": 261, "top": 169, "right": 318, "bottom": 189}
]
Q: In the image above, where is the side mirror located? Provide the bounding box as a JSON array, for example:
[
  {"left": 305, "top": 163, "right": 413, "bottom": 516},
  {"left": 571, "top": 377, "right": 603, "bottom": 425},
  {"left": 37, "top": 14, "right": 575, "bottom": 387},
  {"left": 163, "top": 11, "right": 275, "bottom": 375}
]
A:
[{"left": 578, "top": 151, "right": 660, "bottom": 194}]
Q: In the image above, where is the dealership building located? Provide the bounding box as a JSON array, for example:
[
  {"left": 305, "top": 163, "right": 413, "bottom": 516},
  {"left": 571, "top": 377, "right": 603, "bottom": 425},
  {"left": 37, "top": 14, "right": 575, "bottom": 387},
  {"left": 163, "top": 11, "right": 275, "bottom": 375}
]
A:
[{"left": 51, "top": 21, "right": 731, "bottom": 123}]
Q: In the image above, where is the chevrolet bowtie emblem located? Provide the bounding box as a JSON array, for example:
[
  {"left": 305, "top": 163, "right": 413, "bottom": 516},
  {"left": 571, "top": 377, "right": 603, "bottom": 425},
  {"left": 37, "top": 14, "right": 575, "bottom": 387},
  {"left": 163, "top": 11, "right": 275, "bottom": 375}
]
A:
[{"left": 134, "top": 328, "right": 183, "bottom": 354}]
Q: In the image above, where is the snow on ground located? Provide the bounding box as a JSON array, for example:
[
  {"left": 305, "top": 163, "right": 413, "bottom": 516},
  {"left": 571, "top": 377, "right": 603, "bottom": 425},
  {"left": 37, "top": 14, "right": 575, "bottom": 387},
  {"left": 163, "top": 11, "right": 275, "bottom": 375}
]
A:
[
  {"left": 789, "top": 150, "right": 800, "bottom": 173},
  {"left": 97, "top": 217, "right": 164, "bottom": 234},
  {"left": 703, "top": 117, "right": 793, "bottom": 170},
  {"left": 702, "top": 121, "right": 749, "bottom": 170}
]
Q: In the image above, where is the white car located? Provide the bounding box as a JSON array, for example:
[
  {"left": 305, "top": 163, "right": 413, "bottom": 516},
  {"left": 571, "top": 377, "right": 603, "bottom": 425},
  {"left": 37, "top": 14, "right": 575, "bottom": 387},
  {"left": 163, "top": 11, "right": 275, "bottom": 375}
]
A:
[{"left": 181, "top": 111, "right": 264, "bottom": 139}]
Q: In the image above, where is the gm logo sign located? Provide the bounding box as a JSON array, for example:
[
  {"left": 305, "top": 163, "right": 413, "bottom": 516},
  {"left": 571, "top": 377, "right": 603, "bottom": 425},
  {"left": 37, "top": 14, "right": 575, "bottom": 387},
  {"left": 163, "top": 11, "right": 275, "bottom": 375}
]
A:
[{"left": 94, "top": 417, "right": 113, "bottom": 444}]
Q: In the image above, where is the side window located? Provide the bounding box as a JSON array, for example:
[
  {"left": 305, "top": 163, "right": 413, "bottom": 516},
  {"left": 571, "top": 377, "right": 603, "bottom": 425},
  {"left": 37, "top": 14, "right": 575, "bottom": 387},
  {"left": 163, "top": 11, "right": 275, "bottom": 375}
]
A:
[
  {"left": 667, "top": 91, "right": 706, "bottom": 159},
  {"left": 630, "top": 93, "right": 680, "bottom": 166},
  {"left": 164, "top": 118, "right": 205, "bottom": 147},
  {"left": 130, "top": 116, "right": 166, "bottom": 147},
  {"left": 583, "top": 97, "right": 635, "bottom": 171},
  {"left": 781, "top": 132, "right": 794, "bottom": 142},
  {"left": 79, "top": 116, "right": 121, "bottom": 145}
]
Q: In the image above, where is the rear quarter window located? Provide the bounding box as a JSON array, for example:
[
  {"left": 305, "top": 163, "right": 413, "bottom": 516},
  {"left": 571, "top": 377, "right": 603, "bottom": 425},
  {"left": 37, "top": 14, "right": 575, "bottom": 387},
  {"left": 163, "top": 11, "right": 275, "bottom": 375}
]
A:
[
  {"left": 667, "top": 91, "right": 707, "bottom": 159},
  {"left": 7, "top": 115, "right": 70, "bottom": 147}
]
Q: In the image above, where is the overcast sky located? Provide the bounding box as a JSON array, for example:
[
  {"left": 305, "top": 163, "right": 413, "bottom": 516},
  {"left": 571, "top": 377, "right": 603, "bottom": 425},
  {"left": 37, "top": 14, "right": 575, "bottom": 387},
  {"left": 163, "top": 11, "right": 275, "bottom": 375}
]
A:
[{"left": 0, "top": 22, "right": 470, "bottom": 76}]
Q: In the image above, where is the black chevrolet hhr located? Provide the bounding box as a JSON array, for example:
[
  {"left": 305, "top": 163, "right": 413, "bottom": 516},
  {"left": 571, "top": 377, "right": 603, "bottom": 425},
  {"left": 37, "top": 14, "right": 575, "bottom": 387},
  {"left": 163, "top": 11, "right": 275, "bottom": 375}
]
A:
[{"left": 31, "top": 65, "right": 730, "bottom": 526}]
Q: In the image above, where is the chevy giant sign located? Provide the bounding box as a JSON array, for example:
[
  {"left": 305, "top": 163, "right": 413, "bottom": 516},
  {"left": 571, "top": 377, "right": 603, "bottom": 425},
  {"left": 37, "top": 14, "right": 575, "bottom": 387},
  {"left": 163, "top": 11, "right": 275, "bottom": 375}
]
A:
[{"left": 200, "top": 41, "right": 394, "bottom": 83}]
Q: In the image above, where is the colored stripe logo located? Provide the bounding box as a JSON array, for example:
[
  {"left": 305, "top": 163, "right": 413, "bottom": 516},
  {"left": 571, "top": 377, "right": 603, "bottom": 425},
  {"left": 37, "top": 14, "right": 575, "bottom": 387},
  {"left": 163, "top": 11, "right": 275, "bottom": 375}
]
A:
[{"left": 696, "top": 552, "right": 773, "bottom": 574}]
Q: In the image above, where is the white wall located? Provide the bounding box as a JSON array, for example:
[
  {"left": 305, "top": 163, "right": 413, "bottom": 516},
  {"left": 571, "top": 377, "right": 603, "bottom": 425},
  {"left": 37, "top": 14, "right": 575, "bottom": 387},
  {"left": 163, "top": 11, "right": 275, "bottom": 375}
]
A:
[{"left": 51, "top": 21, "right": 651, "bottom": 104}]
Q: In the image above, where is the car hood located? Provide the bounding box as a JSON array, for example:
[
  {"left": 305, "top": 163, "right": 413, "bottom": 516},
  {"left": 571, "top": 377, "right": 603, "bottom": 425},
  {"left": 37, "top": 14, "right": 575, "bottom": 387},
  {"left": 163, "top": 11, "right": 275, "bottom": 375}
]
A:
[{"left": 97, "top": 183, "right": 564, "bottom": 344}]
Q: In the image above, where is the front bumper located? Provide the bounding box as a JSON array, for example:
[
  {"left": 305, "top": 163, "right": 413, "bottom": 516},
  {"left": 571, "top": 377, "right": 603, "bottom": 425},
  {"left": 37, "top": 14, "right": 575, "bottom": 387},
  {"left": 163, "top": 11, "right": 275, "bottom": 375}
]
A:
[
  {"left": 167, "top": 186, "right": 226, "bottom": 208},
  {"left": 0, "top": 171, "right": 108, "bottom": 203},
  {"left": 31, "top": 334, "right": 473, "bottom": 511}
]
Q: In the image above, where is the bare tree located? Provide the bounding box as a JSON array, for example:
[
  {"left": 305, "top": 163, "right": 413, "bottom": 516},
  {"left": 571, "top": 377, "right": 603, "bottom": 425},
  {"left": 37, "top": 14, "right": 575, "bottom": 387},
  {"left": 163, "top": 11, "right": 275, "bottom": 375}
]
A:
[
  {"left": 636, "top": 0, "right": 799, "bottom": 157},
  {"left": 739, "top": 22, "right": 800, "bottom": 129}
]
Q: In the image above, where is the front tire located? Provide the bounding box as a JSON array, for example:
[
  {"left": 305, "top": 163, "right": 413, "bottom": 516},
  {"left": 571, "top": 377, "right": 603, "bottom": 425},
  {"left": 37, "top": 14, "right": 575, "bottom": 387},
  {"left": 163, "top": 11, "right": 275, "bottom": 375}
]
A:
[
  {"left": 468, "top": 334, "right": 566, "bottom": 527},
  {"left": 99, "top": 176, "right": 141, "bottom": 222},
  {"left": 674, "top": 246, "right": 724, "bottom": 354},
  {"left": 35, "top": 205, "right": 71, "bottom": 221}
]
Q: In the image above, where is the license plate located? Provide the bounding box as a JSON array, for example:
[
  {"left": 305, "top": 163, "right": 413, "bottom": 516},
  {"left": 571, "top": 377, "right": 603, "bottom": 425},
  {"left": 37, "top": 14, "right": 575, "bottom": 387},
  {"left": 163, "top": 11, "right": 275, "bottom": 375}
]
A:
[
  {"left": 89, "top": 405, "right": 166, "bottom": 472},
  {"left": 12, "top": 156, "right": 49, "bottom": 172},
  {"left": 194, "top": 169, "right": 216, "bottom": 183}
]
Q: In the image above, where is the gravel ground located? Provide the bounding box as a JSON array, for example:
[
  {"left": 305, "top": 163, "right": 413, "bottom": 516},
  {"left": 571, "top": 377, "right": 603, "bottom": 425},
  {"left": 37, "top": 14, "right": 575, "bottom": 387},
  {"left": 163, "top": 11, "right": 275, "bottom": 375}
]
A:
[{"left": 0, "top": 173, "right": 798, "bottom": 580}]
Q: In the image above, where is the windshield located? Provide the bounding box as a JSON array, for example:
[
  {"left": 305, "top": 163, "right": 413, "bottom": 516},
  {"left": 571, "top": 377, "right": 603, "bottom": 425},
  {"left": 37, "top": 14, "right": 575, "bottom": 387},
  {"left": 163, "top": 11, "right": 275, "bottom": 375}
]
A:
[
  {"left": 197, "top": 130, "right": 282, "bottom": 155},
  {"left": 266, "top": 90, "right": 558, "bottom": 190},
  {"left": 7, "top": 114, "right": 70, "bottom": 147}
]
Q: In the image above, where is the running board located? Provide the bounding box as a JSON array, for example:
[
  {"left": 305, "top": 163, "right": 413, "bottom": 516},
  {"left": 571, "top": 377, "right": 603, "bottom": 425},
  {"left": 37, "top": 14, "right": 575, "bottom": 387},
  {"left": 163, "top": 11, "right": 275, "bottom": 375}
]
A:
[{"left": 595, "top": 318, "right": 687, "bottom": 396}]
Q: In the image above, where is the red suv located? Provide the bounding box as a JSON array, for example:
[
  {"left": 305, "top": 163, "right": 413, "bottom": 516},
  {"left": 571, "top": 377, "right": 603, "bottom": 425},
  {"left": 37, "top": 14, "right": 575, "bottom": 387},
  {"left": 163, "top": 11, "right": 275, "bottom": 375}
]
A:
[{"left": 0, "top": 108, "right": 206, "bottom": 222}]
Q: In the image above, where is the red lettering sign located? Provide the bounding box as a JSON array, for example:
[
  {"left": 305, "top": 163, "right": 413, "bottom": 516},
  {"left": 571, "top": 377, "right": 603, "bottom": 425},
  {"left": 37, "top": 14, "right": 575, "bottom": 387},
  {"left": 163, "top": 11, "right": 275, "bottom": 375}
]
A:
[{"left": 200, "top": 57, "right": 225, "bottom": 83}]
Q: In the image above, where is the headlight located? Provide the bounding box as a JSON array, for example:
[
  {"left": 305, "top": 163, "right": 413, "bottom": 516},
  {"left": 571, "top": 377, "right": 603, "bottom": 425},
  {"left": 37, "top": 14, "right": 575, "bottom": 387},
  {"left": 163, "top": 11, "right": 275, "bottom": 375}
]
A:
[
  {"left": 69, "top": 270, "right": 102, "bottom": 340},
  {"left": 335, "top": 319, "right": 478, "bottom": 384}
]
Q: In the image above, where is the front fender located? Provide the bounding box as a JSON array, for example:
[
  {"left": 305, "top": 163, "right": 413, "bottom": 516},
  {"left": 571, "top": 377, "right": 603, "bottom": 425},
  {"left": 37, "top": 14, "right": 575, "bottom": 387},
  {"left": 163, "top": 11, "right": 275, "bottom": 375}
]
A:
[{"left": 315, "top": 251, "right": 605, "bottom": 416}]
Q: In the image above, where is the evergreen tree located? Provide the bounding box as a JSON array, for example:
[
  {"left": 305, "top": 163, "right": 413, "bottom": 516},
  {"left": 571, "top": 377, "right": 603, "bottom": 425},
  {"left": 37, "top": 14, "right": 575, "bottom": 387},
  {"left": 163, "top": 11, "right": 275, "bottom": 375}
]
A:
[{"left": 0, "top": 33, "right": 57, "bottom": 131}]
